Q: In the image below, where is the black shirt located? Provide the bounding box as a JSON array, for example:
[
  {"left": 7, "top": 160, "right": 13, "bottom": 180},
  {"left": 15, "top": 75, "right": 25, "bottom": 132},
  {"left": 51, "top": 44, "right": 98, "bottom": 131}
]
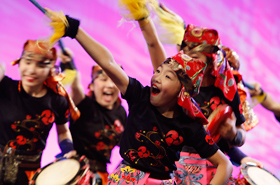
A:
[
  {"left": 70, "top": 96, "right": 127, "bottom": 166},
  {"left": 0, "top": 76, "right": 69, "bottom": 153},
  {"left": 120, "top": 77, "right": 219, "bottom": 176}
]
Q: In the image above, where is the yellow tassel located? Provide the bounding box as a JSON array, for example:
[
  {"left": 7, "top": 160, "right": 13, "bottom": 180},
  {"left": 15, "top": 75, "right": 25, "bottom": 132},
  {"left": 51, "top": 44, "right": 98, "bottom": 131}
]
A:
[
  {"left": 118, "top": 0, "right": 157, "bottom": 21},
  {"left": 61, "top": 69, "right": 77, "bottom": 86},
  {"left": 45, "top": 8, "right": 69, "bottom": 47},
  {"left": 152, "top": 4, "right": 185, "bottom": 45}
]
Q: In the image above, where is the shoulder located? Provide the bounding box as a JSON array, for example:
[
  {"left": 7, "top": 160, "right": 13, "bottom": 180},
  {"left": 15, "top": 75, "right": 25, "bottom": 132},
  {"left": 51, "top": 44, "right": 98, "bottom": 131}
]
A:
[
  {"left": 122, "top": 77, "right": 150, "bottom": 103},
  {"left": 0, "top": 76, "right": 19, "bottom": 93},
  {"left": 47, "top": 88, "right": 68, "bottom": 107},
  {"left": 77, "top": 95, "right": 95, "bottom": 107},
  {"left": 0, "top": 76, "right": 17, "bottom": 85}
]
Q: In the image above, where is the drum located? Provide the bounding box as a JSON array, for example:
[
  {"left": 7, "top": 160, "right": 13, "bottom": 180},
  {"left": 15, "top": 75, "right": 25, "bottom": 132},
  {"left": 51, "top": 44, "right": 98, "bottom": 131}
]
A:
[
  {"left": 235, "top": 163, "right": 280, "bottom": 185},
  {"left": 29, "top": 155, "right": 90, "bottom": 185},
  {"left": 206, "top": 104, "right": 233, "bottom": 142}
]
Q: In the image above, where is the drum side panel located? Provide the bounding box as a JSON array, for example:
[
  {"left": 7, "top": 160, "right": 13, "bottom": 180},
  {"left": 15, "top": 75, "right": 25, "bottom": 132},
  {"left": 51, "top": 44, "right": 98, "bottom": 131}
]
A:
[
  {"left": 35, "top": 159, "right": 80, "bottom": 185},
  {"left": 247, "top": 167, "right": 280, "bottom": 185}
]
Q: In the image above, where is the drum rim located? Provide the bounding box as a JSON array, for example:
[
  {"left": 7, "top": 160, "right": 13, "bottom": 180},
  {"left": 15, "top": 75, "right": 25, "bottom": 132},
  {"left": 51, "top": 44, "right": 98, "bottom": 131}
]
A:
[
  {"left": 240, "top": 163, "right": 280, "bottom": 185},
  {"left": 30, "top": 155, "right": 89, "bottom": 185}
]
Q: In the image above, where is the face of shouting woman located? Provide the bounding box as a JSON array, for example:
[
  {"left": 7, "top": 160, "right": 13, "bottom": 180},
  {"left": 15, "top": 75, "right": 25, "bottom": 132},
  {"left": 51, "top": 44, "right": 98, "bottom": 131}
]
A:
[
  {"left": 89, "top": 72, "right": 120, "bottom": 110},
  {"left": 150, "top": 63, "right": 182, "bottom": 114}
]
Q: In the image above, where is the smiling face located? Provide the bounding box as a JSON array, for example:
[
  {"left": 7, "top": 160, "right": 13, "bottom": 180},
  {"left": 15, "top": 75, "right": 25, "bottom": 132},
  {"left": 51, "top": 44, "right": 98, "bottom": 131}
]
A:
[
  {"left": 19, "top": 51, "right": 54, "bottom": 91},
  {"left": 150, "top": 63, "right": 182, "bottom": 111},
  {"left": 90, "top": 72, "right": 119, "bottom": 110}
]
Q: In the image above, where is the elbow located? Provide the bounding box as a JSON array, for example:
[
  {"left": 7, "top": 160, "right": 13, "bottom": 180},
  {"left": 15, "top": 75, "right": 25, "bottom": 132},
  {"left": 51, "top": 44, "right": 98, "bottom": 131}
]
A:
[{"left": 228, "top": 158, "right": 233, "bottom": 174}]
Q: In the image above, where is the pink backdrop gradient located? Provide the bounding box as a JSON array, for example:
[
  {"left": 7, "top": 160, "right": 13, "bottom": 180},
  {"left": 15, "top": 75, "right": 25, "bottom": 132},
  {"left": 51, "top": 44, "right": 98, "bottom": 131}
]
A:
[{"left": 1, "top": 0, "right": 279, "bottom": 179}]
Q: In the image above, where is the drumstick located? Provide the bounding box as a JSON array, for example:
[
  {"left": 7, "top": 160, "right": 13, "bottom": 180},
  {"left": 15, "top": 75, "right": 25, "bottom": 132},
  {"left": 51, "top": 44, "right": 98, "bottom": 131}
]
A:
[
  {"left": 58, "top": 40, "right": 68, "bottom": 56},
  {"left": 243, "top": 80, "right": 265, "bottom": 96},
  {"left": 29, "top": 0, "right": 46, "bottom": 13},
  {"left": 243, "top": 80, "right": 255, "bottom": 90},
  {"left": 29, "top": 0, "right": 68, "bottom": 56}
]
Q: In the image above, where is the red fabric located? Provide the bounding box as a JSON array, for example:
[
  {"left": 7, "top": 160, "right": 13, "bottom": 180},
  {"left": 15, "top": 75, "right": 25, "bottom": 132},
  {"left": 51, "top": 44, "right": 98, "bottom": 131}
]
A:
[
  {"left": 174, "top": 152, "right": 235, "bottom": 185},
  {"left": 183, "top": 24, "right": 221, "bottom": 47},
  {"left": 45, "top": 73, "right": 80, "bottom": 121},
  {"left": 165, "top": 52, "right": 209, "bottom": 124},
  {"left": 213, "top": 49, "right": 237, "bottom": 101},
  {"left": 11, "top": 40, "right": 57, "bottom": 65},
  {"left": 182, "top": 25, "right": 237, "bottom": 101}
]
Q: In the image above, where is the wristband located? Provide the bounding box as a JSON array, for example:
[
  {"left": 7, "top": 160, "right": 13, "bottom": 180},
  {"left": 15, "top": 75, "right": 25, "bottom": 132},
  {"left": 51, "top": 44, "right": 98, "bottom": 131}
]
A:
[
  {"left": 59, "top": 139, "right": 74, "bottom": 155},
  {"left": 64, "top": 15, "right": 80, "bottom": 39},
  {"left": 138, "top": 17, "right": 151, "bottom": 28},
  {"left": 60, "top": 58, "right": 77, "bottom": 72},
  {"left": 229, "top": 130, "right": 243, "bottom": 146},
  {"left": 227, "top": 147, "right": 247, "bottom": 166}
]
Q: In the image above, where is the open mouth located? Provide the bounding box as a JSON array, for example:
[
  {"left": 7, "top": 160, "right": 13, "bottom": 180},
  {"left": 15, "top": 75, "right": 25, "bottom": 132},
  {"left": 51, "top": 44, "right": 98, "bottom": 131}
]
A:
[
  {"left": 151, "top": 85, "right": 160, "bottom": 95},
  {"left": 102, "top": 91, "right": 115, "bottom": 102},
  {"left": 103, "top": 92, "right": 113, "bottom": 95}
]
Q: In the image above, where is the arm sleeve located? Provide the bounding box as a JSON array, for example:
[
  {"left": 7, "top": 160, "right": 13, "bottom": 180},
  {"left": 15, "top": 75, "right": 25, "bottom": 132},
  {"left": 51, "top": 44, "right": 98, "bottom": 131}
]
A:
[
  {"left": 55, "top": 95, "right": 70, "bottom": 125},
  {"left": 227, "top": 146, "right": 247, "bottom": 166},
  {"left": 187, "top": 123, "right": 219, "bottom": 158},
  {"left": 121, "top": 77, "right": 146, "bottom": 109}
]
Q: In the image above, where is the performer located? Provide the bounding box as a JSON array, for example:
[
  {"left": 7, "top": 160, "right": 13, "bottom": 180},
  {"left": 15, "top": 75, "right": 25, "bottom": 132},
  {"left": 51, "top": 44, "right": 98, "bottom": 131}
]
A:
[
  {"left": 58, "top": 49, "right": 127, "bottom": 185},
  {"left": 247, "top": 82, "right": 280, "bottom": 123},
  {"left": 116, "top": 1, "right": 246, "bottom": 184},
  {"left": 46, "top": 8, "right": 233, "bottom": 185},
  {"left": 0, "top": 39, "right": 77, "bottom": 185}
]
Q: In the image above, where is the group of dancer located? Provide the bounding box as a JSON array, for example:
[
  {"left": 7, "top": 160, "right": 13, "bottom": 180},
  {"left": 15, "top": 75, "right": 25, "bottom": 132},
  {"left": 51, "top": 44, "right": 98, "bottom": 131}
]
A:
[{"left": 0, "top": 0, "right": 279, "bottom": 185}]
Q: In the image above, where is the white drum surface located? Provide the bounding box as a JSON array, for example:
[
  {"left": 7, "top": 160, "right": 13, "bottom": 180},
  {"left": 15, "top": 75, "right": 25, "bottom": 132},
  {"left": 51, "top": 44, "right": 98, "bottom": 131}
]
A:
[
  {"left": 35, "top": 159, "right": 80, "bottom": 185},
  {"left": 248, "top": 166, "right": 280, "bottom": 185}
]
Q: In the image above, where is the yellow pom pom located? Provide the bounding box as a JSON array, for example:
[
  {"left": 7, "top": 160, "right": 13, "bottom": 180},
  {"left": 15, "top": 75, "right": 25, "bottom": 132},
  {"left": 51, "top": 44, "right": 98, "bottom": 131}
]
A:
[
  {"left": 61, "top": 69, "right": 77, "bottom": 86},
  {"left": 152, "top": 4, "right": 185, "bottom": 45},
  {"left": 45, "top": 8, "right": 68, "bottom": 46},
  {"left": 118, "top": 0, "right": 157, "bottom": 20}
]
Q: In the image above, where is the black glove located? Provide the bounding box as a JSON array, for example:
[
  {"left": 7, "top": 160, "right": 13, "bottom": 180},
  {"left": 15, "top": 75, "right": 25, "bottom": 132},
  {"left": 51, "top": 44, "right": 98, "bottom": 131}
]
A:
[
  {"left": 64, "top": 15, "right": 80, "bottom": 39},
  {"left": 60, "top": 58, "right": 76, "bottom": 72}
]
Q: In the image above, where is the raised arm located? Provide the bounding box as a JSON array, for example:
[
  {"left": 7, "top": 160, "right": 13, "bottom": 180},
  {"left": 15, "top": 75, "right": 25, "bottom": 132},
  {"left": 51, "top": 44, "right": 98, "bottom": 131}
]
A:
[
  {"left": 75, "top": 28, "right": 129, "bottom": 95},
  {"left": 59, "top": 49, "right": 85, "bottom": 105},
  {"left": 261, "top": 94, "right": 280, "bottom": 117},
  {"left": 248, "top": 82, "right": 280, "bottom": 119},
  {"left": 45, "top": 8, "right": 129, "bottom": 96},
  {"left": 0, "top": 62, "right": 6, "bottom": 82},
  {"left": 138, "top": 18, "right": 166, "bottom": 72},
  {"left": 70, "top": 71, "right": 85, "bottom": 105}
]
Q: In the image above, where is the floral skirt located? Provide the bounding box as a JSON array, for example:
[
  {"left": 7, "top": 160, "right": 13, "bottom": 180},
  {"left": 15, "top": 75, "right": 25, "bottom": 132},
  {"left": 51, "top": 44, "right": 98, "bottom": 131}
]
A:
[
  {"left": 174, "top": 152, "right": 235, "bottom": 185},
  {"left": 108, "top": 163, "right": 176, "bottom": 185}
]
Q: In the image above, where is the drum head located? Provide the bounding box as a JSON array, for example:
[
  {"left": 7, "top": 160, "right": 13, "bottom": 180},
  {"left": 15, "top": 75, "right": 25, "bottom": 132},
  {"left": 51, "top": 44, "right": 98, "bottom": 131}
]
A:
[
  {"left": 241, "top": 164, "right": 280, "bottom": 185},
  {"left": 35, "top": 158, "right": 80, "bottom": 185}
]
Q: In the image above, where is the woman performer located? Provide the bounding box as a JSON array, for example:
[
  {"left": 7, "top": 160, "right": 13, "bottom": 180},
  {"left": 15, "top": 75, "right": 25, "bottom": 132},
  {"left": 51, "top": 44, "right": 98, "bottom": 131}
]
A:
[
  {"left": 116, "top": 1, "right": 246, "bottom": 184},
  {"left": 0, "top": 39, "right": 77, "bottom": 185},
  {"left": 58, "top": 48, "right": 127, "bottom": 185},
  {"left": 45, "top": 8, "right": 233, "bottom": 185}
]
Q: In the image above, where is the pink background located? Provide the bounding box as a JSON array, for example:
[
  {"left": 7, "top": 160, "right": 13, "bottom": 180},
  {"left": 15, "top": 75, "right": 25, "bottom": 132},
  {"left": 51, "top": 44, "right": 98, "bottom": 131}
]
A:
[{"left": 1, "top": 0, "right": 279, "bottom": 179}]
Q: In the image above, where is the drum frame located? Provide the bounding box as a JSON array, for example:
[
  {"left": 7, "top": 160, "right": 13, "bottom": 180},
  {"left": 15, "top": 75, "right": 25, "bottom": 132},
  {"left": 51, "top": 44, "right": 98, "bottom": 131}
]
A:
[
  {"left": 29, "top": 155, "right": 89, "bottom": 185},
  {"left": 240, "top": 163, "right": 280, "bottom": 185}
]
